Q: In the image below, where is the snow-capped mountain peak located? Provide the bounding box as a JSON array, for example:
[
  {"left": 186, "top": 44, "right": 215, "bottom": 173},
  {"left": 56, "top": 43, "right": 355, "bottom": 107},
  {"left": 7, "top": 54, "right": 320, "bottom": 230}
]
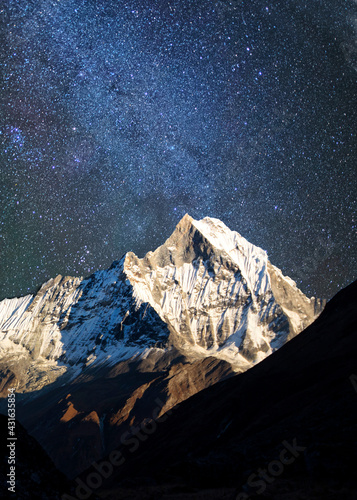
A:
[
  {"left": 0, "top": 215, "right": 324, "bottom": 394},
  {"left": 192, "top": 216, "right": 270, "bottom": 295}
]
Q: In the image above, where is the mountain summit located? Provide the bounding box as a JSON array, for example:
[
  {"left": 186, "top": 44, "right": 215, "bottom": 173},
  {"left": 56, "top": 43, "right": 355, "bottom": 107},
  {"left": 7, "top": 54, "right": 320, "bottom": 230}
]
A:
[
  {"left": 0, "top": 215, "right": 323, "bottom": 395},
  {"left": 125, "top": 214, "right": 323, "bottom": 358},
  {"left": 0, "top": 215, "right": 326, "bottom": 476}
]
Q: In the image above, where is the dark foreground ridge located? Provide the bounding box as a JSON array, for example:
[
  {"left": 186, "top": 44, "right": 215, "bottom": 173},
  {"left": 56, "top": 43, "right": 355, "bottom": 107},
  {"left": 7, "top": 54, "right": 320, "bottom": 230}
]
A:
[
  {"left": 72, "top": 280, "right": 357, "bottom": 499},
  {"left": 0, "top": 414, "right": 72, "bottom": 500}
]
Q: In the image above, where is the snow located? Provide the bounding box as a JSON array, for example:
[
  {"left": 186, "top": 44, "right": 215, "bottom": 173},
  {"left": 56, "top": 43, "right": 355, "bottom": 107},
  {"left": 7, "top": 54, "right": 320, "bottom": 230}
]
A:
[
  {"left": 0, "top": 214, "right": 323, "bottom": 395},
  {"left": 193, "top": 217, "right": 270, "bottom": 296}
]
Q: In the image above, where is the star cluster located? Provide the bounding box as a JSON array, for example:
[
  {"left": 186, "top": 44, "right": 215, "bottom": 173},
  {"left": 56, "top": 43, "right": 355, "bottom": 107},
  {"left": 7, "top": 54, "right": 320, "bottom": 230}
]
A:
[{"left": 1, "top": 0, "right": 356, "bottom": 300}]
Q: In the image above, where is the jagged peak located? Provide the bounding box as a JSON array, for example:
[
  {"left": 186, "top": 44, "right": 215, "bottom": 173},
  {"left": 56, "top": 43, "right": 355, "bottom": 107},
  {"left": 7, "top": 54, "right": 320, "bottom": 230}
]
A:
[
  {"left": 192, "top": 216, "right": 266, "bottom": 258},
  {"left": 163, "top": 215, "right": 267, "bottom": 263},
  {"left": 126, "top": 215, "right": 270, "bottom": 298},
  {"left": 0, "top": 213, "right": 325, "bottom": 398},
  {"left": 177, "top": 212, "right": 193, "bottom": 226}
]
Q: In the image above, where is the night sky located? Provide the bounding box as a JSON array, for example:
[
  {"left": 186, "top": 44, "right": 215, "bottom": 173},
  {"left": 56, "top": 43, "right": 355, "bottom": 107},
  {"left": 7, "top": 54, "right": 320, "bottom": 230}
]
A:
[{"left": 1, "top": 0, "right": 356, "bottom": 301}]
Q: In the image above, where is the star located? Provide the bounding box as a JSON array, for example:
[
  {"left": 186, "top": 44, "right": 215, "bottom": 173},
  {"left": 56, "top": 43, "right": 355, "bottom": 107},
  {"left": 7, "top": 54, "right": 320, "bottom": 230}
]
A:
[{"left": 0, "top": 0, "right": 356, "bottom": 301}]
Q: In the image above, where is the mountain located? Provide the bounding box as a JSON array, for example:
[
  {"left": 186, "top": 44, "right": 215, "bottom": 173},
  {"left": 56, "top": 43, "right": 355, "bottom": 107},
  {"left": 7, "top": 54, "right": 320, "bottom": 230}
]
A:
[
  {"left": 0, "top": 215, "right": 325, "bottom": 476},
  {"left": 87, "top": 279, "right": 357, "bottom": 500},
  {"left": 0, "top": 215, "right": 323, "bottom": 393}
]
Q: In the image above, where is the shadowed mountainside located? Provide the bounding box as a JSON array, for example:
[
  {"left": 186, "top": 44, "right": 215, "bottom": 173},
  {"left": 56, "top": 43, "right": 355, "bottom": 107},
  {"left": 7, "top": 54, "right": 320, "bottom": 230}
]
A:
[
  {"left": 0, "top": 215, "right": 325, "bottom": 479},
  {"left": 16, "top": 351, "right": 234, "bottom": 477},
  {"left": 0, "top": 414, "right": 73, "bottom": 500},
  {"left": 82, "top": 280, "right": 357, "bottom": 500}
]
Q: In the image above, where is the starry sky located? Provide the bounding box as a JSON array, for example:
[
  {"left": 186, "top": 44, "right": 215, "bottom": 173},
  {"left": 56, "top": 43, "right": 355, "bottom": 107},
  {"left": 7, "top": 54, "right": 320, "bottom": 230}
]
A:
[{"left": 1, "top": 0, "right": 356, "bottom": 301}]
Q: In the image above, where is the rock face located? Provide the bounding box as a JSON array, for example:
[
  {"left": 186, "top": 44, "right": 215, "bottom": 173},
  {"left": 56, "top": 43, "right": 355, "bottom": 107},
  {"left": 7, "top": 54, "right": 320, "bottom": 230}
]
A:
[
  {"left": 0, "top": 215, "right": 325, "bottom": 477},
  {"left": 0, "top": 215, "right": 323, "bottom": 395},
  {"left": 17, "top": 352, "right": 234, "bottom": 477},
  {"left": 125, "top": 215, "right": 323, "bottom": 361}
]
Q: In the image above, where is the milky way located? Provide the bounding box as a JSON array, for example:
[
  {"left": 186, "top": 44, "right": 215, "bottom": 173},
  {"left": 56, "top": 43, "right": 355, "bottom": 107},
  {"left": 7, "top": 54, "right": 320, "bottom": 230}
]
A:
[{"left": 1, "top": 0, "right": 356, "bottom": 300}]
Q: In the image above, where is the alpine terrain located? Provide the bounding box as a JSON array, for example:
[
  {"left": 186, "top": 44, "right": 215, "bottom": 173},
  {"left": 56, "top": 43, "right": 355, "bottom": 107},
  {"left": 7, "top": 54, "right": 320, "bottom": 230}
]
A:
[
  {"left": 0, "top": 215, "right": 325, "bottom": 476},
  {"left": 89, "top": 280, "right": 357, "bottom": 500}
]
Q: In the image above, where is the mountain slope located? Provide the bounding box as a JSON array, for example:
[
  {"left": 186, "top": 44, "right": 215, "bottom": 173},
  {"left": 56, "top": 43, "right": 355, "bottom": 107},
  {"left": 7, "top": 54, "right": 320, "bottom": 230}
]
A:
[
  {"left": 16, "top": 352, "right": 234, "bottom": 477},
  {"left": 93, "top": 279, "right": 357, "bottom": 499},
  {"left": 0, "top": 215, "right": 325, "bottom": 478},
  {"left": 125, "top": 215, "right": 323, "bottom": 358},
  {"left": 0, "top": 215, "right": 323, "bottom": 396},
  {"left": 0, "top": 414, "right": 72, "bottom": 500}
]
